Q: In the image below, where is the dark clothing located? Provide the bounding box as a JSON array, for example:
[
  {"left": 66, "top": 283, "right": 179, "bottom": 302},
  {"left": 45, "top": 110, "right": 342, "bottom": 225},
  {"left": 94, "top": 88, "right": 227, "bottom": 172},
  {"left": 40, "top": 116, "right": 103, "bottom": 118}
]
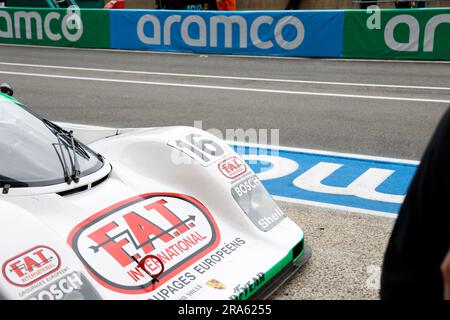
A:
[
  {"left": 156, "top": 0, "right": 217, "bottom": 10},
  {"left": 156, "top": 0, "right": 185, "bottom": 9},
  {"left": 417, "top": 0, "right": 427, "bottom": 8},
  {"left": 381, "top": 107, "right": 450, "bottom": 300},
  {"left": 359, "top": 0, "right": 372, "bottom": 9},
  {"left": 285, "top": 0, "right": 301, "bottom": 10},
  {"left": 395, "top": 1, "right": 427, "bottom": 8}
]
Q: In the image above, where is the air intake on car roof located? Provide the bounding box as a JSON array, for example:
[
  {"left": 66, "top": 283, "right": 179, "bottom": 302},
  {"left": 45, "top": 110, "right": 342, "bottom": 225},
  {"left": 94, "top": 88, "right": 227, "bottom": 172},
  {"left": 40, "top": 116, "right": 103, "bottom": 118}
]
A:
[{"left": 57, "top": 173, "right": 110, "bottom": 197}]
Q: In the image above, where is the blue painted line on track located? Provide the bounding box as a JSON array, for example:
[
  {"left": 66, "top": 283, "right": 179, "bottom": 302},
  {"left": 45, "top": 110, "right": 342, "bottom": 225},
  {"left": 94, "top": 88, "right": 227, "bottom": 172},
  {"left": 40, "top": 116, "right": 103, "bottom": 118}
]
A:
[{"left": 232, "top": 144, "right": 418, "bottom": 215}]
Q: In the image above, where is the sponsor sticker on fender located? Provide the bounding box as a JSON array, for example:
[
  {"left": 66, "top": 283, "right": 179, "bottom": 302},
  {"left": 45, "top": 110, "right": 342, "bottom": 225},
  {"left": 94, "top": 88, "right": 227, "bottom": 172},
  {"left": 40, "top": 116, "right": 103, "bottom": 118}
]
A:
[
  {"left": 231, "top": 175, "right": 285, "bottom": 232},
  {"left": 28, "top": 272, "right": 101, "bottom": 300},
  {"left": 68, "top": 193, "right": 221, "bottom": 294},
  {"left": 218, "top": 156, "right": 247, "bottom": 180},
  {"left": 168, "top": 132, "right": 228, "bottom": 166},
  {"left": 2, "top": 246, "right": 61, "bottom": 287}
]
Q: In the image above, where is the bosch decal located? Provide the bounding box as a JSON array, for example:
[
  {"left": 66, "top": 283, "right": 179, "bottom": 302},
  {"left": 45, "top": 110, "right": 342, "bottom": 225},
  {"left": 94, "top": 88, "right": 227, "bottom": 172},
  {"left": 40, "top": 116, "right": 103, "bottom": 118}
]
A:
[
  {"left": 68, "top": 193, "right": 221, "bottom": 294},
  {"left": 28, "top": 272, "right": 101, "bottom": 300},
  {"left": 231, "top": 175, "right": 285, "bottom": 232},
  {"left": 218, "top": 156, "right": 247, "bottom": 180},
  {"left": 2, "top": 246, "right": 61, "bottom": 287}
]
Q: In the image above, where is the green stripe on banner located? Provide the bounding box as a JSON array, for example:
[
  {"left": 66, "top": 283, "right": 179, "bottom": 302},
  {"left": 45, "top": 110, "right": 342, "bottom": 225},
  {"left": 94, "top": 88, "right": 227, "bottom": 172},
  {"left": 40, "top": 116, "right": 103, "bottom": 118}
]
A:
[
  {"left": 0, "top": 8, "right": 110, "bottom": 48},
  {"left": 344, "top": 8, "right": 450, "bottom": 61}
]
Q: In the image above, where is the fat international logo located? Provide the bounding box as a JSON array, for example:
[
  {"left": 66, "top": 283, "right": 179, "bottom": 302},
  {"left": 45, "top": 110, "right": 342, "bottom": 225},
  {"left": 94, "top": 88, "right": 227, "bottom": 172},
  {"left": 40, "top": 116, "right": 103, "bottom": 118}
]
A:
[
  {"left": 218, "top": 156, "right": 247, "bottom": 179},
  {"left": 2, "top": 245, "right": 61, "bottom": 287},
  {"left": 68, "top": 193, "right": 221, "bottom": 294}
]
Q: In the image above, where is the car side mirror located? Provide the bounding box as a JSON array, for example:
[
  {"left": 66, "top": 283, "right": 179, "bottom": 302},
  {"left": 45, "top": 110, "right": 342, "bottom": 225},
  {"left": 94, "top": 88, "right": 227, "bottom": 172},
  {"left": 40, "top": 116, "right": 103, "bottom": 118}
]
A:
[{"left": 0, "top": 83, "right": 13, "bottom": 96}]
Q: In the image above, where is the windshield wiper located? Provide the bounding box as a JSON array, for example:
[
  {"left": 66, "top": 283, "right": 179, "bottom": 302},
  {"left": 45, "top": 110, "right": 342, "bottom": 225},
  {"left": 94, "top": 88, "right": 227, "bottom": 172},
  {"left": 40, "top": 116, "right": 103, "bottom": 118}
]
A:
[
  {"left": 69, "top": 131, "right": 80, "bottom": 183},
  {"left": 53, "top": 135, "right": 72, "bottom": 184},
  {"left": 42, "top": 119, "right": 91, "bottom": 159},
  {"left": 43, "top": 119, "right": 83, "bottom": 184}
]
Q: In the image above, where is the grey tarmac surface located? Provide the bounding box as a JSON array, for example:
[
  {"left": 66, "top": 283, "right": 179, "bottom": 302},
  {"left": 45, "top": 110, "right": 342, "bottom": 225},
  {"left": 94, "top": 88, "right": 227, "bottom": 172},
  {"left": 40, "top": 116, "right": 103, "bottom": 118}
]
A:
[
  {"left": 0, "top": 44, "right": 446, "bottom": 299},
  {"left": 272, "top": 202, "right": 394, "bottom": 300},
  {"left": 1, "top": 44, "right": 449, "bottom": 159}
]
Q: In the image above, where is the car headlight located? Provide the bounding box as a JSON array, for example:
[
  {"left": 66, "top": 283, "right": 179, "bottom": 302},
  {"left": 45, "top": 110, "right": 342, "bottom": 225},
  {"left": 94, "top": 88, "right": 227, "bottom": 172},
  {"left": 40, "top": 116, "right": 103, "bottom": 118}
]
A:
[{"left": 231, "top": 174, "right": 285, "bottom": 232}]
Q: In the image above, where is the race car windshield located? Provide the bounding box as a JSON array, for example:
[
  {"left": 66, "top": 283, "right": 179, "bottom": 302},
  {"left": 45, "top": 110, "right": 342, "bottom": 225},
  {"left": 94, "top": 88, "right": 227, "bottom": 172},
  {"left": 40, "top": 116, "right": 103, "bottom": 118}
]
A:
[{"left": 0, "top": 98, "right": 104, "bottom": 188}]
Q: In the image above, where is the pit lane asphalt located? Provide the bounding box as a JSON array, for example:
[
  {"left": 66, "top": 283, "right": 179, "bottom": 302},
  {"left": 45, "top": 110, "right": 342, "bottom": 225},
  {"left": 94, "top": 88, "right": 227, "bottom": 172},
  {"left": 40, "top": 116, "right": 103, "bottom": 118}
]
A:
[
  {"left": 0, "top": 44, "right": 447, "bottom": 299},
  {"left": 1, "top": 44, "right": 450, "bottom": 159},
  {"left": 272, "top": 203, "right": 394, "bottom": 300}
]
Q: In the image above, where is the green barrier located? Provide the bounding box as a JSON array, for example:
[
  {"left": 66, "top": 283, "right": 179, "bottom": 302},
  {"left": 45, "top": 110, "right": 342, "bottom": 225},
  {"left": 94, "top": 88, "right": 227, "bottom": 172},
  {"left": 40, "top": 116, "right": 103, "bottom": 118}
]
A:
[
  {"left": 1, "top": 7, "right": 449, "bottom": 61},
  {"left": 344, "top": 8, "right": 450, "bottom": 60},
  {"left": 0, "top": 8, "right": 110, "bottom": 48}
]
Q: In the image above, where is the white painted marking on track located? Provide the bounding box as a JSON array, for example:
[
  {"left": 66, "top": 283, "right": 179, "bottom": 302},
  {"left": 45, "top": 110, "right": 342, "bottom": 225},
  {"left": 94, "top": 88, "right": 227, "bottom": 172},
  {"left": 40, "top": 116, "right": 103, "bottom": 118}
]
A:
[
  {"left": 229, "top": 141, "right": 420, "bottom": 164},
  {"left": 1, "top": 70, "right": 449, "bottom": 104},
  {"left": 0, "top": 61, "right": 448, "bottom": 91},
  {"left": 293, "top": 163, "right": 404, "bottom": 203},
  {"left": 1, "top": 43, "right": 450, "bottom": 65}
]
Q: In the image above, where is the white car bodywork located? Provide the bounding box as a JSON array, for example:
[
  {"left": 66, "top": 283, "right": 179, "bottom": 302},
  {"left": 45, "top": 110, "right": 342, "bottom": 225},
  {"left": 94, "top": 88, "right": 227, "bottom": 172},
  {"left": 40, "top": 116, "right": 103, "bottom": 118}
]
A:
[{"left": 0, "top": 94, "right": 310, "bottom": 300}]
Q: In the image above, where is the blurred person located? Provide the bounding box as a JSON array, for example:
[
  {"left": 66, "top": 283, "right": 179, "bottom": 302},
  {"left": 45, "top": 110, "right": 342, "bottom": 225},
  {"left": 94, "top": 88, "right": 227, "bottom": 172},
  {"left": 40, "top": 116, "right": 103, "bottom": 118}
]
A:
[
  {"left": 443, "top": 248, "right": 450, "bottom": 299},
  {"left": 395, "top": 0, "right": 426, "bottom": 8},
  {"left": 155, "top": 0, "right": 185, "bottom": 9},
  {"left": 217, "top": 0, "right": 236, "bottom": 10},
  {"left": 203, "top": 0, "right": 218, "bottom": 10},
  {"left": 395, "top": 0, "right": 410, "bottom": 8},
  {"left": 359, "top": 0, "right": 374, "bottom": 9},
  {"left": 381, "top": 107, "right": 450, "bottom": 300},
  {"left": 0, "top": 0, "right": 6, "bottom": 6},
  {"left": 417, "top": 0, "right": 427, "bottom": 8},
  {"left": 285, "top": 0, "right": 300, "bottom": 10},
  {"left": 104, "top": 0, "right": 126, "bottom": 9}
]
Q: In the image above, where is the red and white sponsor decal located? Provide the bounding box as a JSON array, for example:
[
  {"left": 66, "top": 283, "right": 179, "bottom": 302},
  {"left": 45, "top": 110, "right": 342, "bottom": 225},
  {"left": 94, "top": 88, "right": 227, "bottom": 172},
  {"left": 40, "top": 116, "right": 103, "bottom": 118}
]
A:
[
  {"left": 2, "top": 246, "right": 61, "bottom": 287},
  {"left": 218, "top": 156, "right": 247, "bottom": 179},
  {"left": 68, "top": 193, "right": 221, "bottom": 295}
]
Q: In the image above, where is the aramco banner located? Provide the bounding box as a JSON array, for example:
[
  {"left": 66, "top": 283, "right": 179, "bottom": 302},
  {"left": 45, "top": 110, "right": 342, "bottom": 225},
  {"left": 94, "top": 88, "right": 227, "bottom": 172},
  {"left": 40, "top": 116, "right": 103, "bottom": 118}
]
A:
[
  {"left": 344, "top": 8, "right": 450, "bottom": 60},
  {"left": 0, "top": 8, "right": 110, "bottom": 48},
  {"left": 1, "top": 7, "right": 449, "bottom": 61},
  {"left": 109, "top": 10, "right": 344, "bottom": 58}
]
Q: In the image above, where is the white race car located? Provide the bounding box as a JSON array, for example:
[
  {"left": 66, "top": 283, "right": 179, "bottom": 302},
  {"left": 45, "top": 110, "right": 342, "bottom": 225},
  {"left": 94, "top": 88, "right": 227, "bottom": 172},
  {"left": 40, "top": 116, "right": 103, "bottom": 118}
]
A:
[{"left": 0, "top": 84, "right": 311, "bottom": 300}]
